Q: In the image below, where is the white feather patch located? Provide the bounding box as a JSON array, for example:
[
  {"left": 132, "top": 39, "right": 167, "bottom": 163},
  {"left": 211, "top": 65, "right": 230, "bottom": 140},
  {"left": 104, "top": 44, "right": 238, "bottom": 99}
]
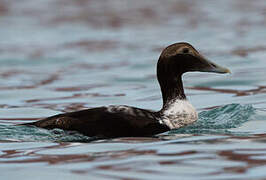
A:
[{"left": 160, "top": 99, "right": 198, "bottom": 129}]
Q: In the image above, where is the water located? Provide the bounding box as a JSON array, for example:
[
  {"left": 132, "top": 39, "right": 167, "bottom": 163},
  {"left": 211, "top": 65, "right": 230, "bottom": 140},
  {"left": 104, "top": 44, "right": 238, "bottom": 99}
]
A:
[{"left": 1, "top": 0, "right": 266, "bottom": 179}]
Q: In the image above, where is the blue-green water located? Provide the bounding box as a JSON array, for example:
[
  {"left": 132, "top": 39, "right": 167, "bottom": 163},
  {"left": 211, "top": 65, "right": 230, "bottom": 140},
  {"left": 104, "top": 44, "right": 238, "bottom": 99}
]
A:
[{"left": 1, "top": 0, "right": 266, "bottom": 179}]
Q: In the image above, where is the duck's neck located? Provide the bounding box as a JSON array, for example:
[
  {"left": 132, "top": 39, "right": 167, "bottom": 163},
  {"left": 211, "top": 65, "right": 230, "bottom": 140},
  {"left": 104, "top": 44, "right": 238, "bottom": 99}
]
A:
[{"left": 158, "top": 74, "right": 186, "bottom": 109}]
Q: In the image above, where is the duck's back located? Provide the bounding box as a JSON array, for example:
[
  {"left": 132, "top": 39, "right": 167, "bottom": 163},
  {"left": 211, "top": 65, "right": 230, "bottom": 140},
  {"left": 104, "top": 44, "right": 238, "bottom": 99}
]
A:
[{"left": 24, "top": 106, "right": 169, "bottom": 138}]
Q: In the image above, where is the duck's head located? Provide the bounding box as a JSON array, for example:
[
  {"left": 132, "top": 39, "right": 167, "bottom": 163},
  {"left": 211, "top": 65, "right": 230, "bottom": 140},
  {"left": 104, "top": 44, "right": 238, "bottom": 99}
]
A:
[
  {"left": 157, "top": 42, "right": 230, "bottom": 104},
  {"left": 157, "top": 42, "right": 230, "bottom": 76}
]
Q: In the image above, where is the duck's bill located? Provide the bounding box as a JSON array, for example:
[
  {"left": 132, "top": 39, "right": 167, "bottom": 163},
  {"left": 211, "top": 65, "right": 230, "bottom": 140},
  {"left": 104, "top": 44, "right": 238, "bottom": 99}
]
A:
[
  {"left": 198, "top": 57, "right": 231, "bottom": 74},
  {"left": 204, "top": 61, "right": 231, "bottom": 74}
]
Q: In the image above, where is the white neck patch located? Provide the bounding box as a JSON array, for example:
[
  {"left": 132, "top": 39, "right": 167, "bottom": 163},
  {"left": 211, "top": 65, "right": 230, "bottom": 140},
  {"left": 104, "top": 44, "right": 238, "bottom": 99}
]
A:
[{"left": 160, "top": 99, "right": 198, "bottom": 129}]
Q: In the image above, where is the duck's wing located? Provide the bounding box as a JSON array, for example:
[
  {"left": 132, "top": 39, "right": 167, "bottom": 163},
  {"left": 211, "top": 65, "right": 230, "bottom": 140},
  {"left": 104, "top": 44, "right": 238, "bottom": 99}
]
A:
[{"left": 21, "top": 107, "right": 169, "bottom": 138}]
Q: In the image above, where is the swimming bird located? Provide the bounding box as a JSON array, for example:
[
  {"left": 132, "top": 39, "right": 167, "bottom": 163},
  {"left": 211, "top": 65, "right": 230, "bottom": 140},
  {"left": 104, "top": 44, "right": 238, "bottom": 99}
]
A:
[{"left": 22, "top": 42, "right": 230, "bottom": 138}]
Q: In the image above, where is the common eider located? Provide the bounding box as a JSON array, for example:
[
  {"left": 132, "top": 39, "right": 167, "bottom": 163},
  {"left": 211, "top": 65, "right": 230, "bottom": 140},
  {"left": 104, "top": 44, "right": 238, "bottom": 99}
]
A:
[{"left": 22, "top": 42, "right": 230, "bottom": 138}]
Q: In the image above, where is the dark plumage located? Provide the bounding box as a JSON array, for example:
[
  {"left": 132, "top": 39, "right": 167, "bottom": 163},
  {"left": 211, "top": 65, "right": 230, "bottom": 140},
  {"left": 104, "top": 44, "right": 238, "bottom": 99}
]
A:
[{"left": 21, "top": 42, "right": 230, "bottom": 138}]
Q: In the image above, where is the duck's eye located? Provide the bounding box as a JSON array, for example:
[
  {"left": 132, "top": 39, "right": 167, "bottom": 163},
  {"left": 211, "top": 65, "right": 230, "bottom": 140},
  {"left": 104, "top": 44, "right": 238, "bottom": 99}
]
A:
[{"left": 182, "top": 48, "right": 189, "bottom": 54}]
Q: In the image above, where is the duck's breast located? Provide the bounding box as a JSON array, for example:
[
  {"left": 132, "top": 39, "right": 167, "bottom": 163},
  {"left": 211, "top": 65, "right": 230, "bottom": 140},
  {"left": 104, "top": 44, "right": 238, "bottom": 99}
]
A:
[{"left": 160, "top": 99, "right": 198, "bottom": 129}]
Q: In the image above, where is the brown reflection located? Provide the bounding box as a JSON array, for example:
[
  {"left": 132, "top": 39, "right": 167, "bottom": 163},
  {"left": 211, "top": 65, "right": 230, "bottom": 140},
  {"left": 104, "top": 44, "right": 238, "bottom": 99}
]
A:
[
  {"left": 199, "top": 105, "right": 221, "bottom": 111},
  {"left": 0, "top": 70, "right": 27, "bottom": 78},
  {"left": 232, "top": 133, "right": 266, "bottom": 143},
  {"left": 63, "top": 40, "right": 119, "bottom": 52},
  {"left": 54, "top": 84, "right": 107, "bottom": 92},
  {"left": 0, "top": 118, "right": 40, "bottom": 121},
  {"left": 223, "top": 166, "right": 246, "bottom": 174},
  {"left": 219, "top": 150, "right": 266, "bottom": 165},
  {"left": 1, "top": 134, "right": 266, "bottom": 178},
  {"left": 59, "top": 103, "right": 88, "bottom": 112},
  {"left": 136, "top": 95, "right": 160, "bottom": 102},
  {"left": 0, "top": 143, "right": 80, "bottom": 165},
  {"left": 0, "top": 104, "right": 18, "bottom": 108},
  {"left": 214, "top": 134, "right": 266, "bottom": 175},
  {"left": 0, "top": 60, "right": 129, "bottom": 92},
  {"left": 0, "top": 1, "right": 8, "bottom": 15},
  {"left": 159, "top": 150, "right": 197, "bottom": 157},
  {"left": 0, "top": 71, "right": 60, "bottom": 90},
  {"left": 0, "top": 85, "right": 35, "bottom": 90},
  {"left": 1, "top": 154, "right": 94, "bottom": 164},
  {"left": 188, "top": 85, "right": 266, "bottom": 97},
  {"left": 0, "top": 140, "right": 198, "bottom": 167},
  {"left": 109, "top": 137, "right": 161, "bottom": 143},
  {"left": 0, "top": 145, "right": 157, "bottom": 165},
  {"left": 232, "top": 46, "right": 266, "bottom": 57},
  {"left": 37, "top": 73, "right": 59, "bottom": 86},
  {"left": 22, "top": 102, "right": 88, "bottom": 113},
  {"left": 49, "top": 0, "right": 202, "bottom": 28},
  {"left": 25, "top": 92, "right": 124, "bottom": 103},
  {"left": 71, "top": 61, "right": 129, "bottom": 70}
]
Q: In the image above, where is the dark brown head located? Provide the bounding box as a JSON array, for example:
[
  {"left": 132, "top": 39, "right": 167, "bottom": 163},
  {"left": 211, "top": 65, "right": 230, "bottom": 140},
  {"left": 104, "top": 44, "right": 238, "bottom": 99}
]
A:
[
  {"left": 157, "top": 42, "right": 230, "bottom": 105},
  {"left": 158, "top": 42, "right": 230, "bottom": 76}
]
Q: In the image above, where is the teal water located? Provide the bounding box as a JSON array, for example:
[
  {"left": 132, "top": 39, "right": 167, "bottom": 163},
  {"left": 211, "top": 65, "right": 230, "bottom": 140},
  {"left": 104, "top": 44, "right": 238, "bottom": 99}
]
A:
[{"left": 1, "top": 0, "right": 266, "bottom": 179}]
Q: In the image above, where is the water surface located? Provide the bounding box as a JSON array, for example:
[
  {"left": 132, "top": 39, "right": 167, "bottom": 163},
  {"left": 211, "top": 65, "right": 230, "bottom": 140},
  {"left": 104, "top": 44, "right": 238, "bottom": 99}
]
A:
[{"left": 1, "top": 0, "right": 266, "bottom": 179}]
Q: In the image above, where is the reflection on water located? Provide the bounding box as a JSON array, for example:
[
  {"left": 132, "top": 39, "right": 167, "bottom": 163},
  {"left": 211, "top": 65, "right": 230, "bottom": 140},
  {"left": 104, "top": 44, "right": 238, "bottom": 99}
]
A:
[
  {"left": 1, "top": 135, "right": 266, "bottom": 179},
  {"left": 1, "top": 0, "right": 266, "bottom": 179}
]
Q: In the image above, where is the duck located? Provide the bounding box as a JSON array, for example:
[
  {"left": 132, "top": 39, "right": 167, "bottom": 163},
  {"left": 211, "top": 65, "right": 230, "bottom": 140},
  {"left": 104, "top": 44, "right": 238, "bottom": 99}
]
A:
[{"left": 22, "top": 42, "right": 230, "bottom": 138}]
